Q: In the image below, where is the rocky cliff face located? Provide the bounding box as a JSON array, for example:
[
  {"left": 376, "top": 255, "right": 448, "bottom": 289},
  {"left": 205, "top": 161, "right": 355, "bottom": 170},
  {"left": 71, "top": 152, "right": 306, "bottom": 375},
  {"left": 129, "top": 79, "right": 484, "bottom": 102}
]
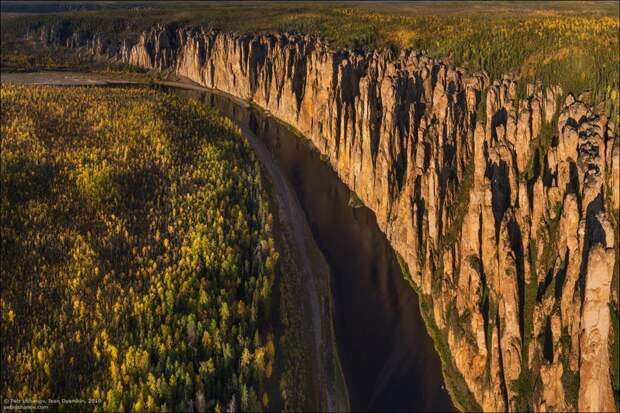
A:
[{"left": 37, "top": 23, "right": 619, "bottom": 412}]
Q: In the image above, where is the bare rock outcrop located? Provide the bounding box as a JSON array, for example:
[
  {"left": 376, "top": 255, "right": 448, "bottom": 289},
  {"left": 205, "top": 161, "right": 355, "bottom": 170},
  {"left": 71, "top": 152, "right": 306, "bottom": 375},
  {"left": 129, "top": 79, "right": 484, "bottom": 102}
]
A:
[
  {"left": 579, "top": 244, "right": 616, "bottom": 413},
  {"left": 34, "top": 22, "right": 620, "bottom": 412}
]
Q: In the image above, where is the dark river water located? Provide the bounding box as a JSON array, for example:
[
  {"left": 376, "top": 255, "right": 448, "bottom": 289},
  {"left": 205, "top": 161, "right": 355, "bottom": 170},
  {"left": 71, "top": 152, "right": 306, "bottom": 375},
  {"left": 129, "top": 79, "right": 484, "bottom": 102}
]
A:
[{"left": 173, "top": 87, "right": 454, "bottom": 412}]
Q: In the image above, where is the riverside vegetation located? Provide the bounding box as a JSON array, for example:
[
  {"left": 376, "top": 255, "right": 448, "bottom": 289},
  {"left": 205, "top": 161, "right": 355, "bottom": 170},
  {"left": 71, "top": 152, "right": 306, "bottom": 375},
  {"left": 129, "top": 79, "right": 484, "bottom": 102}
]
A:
[
  {"left": 0, "top": 85, "right": 282, "bottom": 411},
  {"left": 27, "top": 14, "right": 615, "bottom": 413},
  {"left": 1, "top": 2, "right": 619, "bottom": 412}
]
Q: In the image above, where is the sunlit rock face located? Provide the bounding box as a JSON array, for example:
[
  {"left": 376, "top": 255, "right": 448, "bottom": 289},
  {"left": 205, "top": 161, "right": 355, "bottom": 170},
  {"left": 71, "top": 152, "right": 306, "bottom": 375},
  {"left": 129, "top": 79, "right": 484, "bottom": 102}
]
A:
[{"left": 38, "top": 23, "right": 619, "bottom": 413}]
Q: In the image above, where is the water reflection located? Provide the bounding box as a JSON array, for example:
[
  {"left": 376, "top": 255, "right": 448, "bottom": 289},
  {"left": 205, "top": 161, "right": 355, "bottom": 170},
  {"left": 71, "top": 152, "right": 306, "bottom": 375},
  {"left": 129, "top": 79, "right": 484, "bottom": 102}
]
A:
[{"left": 174, "top": 87, "right": 454, "bottom": 412}]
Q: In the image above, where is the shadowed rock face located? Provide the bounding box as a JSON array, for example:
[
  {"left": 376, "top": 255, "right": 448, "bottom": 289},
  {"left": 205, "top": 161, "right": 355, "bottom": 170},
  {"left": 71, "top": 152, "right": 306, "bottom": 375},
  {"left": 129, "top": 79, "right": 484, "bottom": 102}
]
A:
[{"left": 37, "top": 23, "right": 619, "bottom": 412}]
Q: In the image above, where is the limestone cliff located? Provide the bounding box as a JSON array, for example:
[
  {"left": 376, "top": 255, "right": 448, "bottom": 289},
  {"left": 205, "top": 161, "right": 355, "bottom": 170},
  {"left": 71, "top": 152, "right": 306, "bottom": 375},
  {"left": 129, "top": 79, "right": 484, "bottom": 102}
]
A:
[{"left": 35, "top": 23, "right": 619, "bottom": 412}]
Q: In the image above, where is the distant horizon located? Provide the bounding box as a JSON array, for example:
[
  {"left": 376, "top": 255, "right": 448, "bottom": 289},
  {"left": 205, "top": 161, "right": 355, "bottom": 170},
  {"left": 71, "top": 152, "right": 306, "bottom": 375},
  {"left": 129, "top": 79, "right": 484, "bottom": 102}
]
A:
[{"left": 1, "top": 3, "right": 619, "bottom": 412}]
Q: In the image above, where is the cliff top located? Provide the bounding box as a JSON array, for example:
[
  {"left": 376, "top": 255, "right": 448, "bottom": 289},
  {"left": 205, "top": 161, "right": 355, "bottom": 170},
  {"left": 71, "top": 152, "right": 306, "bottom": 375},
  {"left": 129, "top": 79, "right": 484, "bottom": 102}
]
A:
[{"left": 1, "top": 1, "right": 618, "bottom": 111}]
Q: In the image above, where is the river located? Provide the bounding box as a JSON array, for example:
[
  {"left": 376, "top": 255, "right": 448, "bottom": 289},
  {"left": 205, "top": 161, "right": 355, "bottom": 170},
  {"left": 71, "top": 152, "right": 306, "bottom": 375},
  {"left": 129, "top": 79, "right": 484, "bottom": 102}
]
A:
[
  {"left": 182, "top": 88, "right": 455, "bottom": 412},
  {"left": 1, "top": 72, "right": 455, "bottom": 411}
]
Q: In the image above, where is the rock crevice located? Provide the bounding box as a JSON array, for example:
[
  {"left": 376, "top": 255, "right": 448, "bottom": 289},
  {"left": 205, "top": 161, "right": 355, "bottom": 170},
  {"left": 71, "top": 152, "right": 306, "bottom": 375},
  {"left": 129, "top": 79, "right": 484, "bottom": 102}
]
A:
[{"left": 36, "top": 23, "right": 620, "bottom": 412}]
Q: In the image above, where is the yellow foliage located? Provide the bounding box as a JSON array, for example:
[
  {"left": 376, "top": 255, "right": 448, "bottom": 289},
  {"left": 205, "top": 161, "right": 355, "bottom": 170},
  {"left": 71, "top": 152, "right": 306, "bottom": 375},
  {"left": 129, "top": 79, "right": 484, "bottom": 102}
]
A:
[{"left": 1, "top": 84, "right": 277, "bottom": 409}]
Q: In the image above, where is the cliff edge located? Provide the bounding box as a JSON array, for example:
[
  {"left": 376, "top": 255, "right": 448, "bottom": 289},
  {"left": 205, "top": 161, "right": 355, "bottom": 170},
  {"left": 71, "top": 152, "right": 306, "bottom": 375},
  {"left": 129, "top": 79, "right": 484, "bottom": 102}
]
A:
[{"left": 35, "top": 23, "right": 620, "bottom": 412}]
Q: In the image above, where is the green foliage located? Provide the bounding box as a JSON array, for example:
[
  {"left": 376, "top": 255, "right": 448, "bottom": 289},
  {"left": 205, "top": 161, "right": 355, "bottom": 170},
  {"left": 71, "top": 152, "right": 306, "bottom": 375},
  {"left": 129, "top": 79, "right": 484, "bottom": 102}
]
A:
[
  {"left": 560, "top": 330, "right": 580, "bottom": 409},
  {"left": 513, "top": 370, "right": 533, "bottom": 411},
  {"left": 396, "top": 254, "right": 481, "bottom": 413},
  {"left": 522, "top": 105, "right": 563, "bottom": 371},
  {"left": 393, "top": 129, "right": 479, "bottom": 410},
  {"left": 476, "top": 86, "right": 488, "bottom": 124},
  {"left": 2, "top": 3, "right": 618, "bottom": 112},
  {"left": 0, "top": 85, "right": 278, "bottom": 411},
  {"left": 277, "top": 259, "right": 309, "bottom": 412},
  {"left": 0, "top": 31, "right": 147, "bottom": 76},
  {"left": 611, "top": 302, "right": 620, "bottom": 410},
  {"left": 347, "top": 191, "right": 364, "bottom": 209},
  {"left": 267, "top": 185, "right": 312, "bottom": 412},
  {"left": 524, "top": 239, "right": 539, "bottom": 352},
  {"left": 419, "top": 293, "right": 482, "bottom": 413},
  {"left": 440, "top": 159, "right": 475, "bottom": 252},
  {"left": 522, "top": 199, "right": 562, "bottom": 369},
  {"left": 75, "top": 160, "right": 120, "bottom": 207},
  {"left": 522, "top": 98, "right": 562, "bottom": 183}
]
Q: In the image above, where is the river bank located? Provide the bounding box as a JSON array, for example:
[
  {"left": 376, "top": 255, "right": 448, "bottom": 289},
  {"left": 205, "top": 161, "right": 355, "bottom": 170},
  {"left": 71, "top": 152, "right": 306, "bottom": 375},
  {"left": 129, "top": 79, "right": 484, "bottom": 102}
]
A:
[
  {"left": 0, "top": 71, "right": 350, "bottom": 412},
  {"left": 1, "top": 71, "right": 453, "bottom": 411}
]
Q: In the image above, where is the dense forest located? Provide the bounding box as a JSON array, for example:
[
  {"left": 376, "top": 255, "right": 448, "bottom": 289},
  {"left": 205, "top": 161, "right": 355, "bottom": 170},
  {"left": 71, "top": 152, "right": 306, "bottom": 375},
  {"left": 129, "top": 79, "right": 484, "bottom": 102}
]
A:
[
  {"left": 1, "top": 2, "right": 618, "bottom": 117},
  {"left": 0, "top": 85, "right": 279, "bottom": 411}
]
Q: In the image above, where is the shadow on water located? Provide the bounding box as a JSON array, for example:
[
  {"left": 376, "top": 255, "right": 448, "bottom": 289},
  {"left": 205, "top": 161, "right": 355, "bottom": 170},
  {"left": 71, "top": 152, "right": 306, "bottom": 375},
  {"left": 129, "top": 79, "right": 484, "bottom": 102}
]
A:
[{"left": 173, "top": 87, "right": 455, "bottom": 412}]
